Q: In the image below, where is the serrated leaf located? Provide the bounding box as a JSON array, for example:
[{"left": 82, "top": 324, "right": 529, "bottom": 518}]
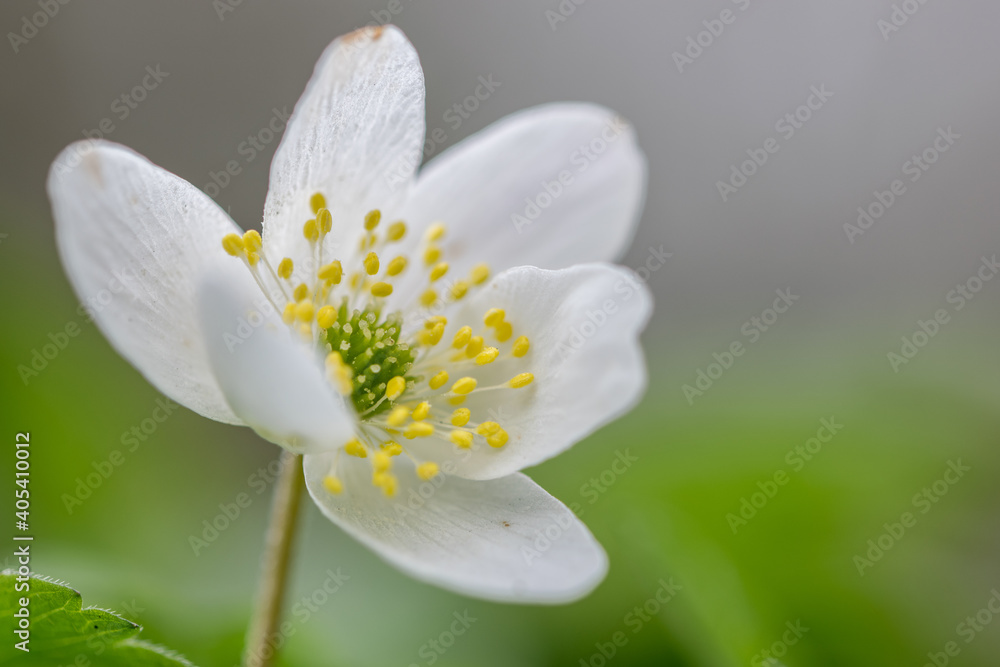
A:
[{"left": 0, "top": 571, "right": 196, "bottom": 666}]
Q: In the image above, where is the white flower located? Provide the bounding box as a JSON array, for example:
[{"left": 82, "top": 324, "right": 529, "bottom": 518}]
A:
[{"left": 48, "top": 26, "right": 651, "bottom": 604}]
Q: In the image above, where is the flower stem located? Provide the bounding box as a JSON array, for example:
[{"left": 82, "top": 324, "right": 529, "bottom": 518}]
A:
[{"left": 243, "top": 450, "right": 305, "bottom": 667}]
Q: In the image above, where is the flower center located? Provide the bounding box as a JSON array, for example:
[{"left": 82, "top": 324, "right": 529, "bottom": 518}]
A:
[{"left": 221, "top": 192, "right": 535, "bottom": 498}]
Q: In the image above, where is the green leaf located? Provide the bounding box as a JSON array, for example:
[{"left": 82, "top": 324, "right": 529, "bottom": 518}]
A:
[{"left": 0, "top": 571, "right": 196, "bottom": 666}]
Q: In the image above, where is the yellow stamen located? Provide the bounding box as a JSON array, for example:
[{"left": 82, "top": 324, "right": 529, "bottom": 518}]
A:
[
  {"left": 451, "top": 377, "right": 477, "bottom": 395},
  {"left": 475, "top": 347, "right": 499, "bottom": 365},
  {"left": 364, "top": 209, "right": 382, "bottom": 231},
  {"left": 448, "top": 396, "right": 467, "bottom": 406},
  {"left": 423, "top": 245, "right": 442, "bottom": 265},
  {"left": 322, "top": 475, "right": 343, "bottom": 495},
  {"left": 487, "top": 429, "right": 509, "bottom": 448},
  {"left": 371, "top": 282, "right": 393, "bottom": 298},
  {"left": 475, "top": 422, "right": 501, "bottom": 436},
  {"left": 451, "top": 408, "right": 471, "bottom": 426},
  {"left": 386, "top": 406, "right": 410, "bottom": 427},
  {"left": 246, "top": 251, "right": 261, "bottom": 266},
  {"left": 317, "top": 208, "right": 333, "bottom": 234},
  {"left": 345, "top": 439, "right": 367, "bottom": 458},
  {"left": 470, "top": 263, "right": 490, "bottom": 285},
  {"left": 277, "top": 257, "right": 294, "bottom": 279},
  {"left": 429, "top": 370, "right": 449, "bottom": 390},
  {"left": 382, "top": 441, "right": 403, "bottom": 456},
  {"left": 295, "top": 300, "right": 315, "bottom": 322},
  {"left": 310, "top": 192, "right": 327, "bottom": 214},
  {"left": 404, "top": 422, "right": 435, "bottom": 439},
  {"left": 495, "top": 321, "right": 513, "bottom": 342},
  {"left": 387, "top": 221, "right": 406, "bottom": 241},
  {"left": 364, "top": 252, "right": 380, "bottom": 275},
  {"left": 293, "top": 283, "right": 310, "bottom": 302},
  {"left": 465, "top": 336, "right": 484, "bottom": 358},
  {"left": 450, "top": 280, "right": 469, "bottom": 300},
  {"left": 509, "top": 373, "right": 534, "bottom": 388},
  {"left": 419, "top": 322, "right": 445, "bottom": 346},
  {"left": 303, "top": 219, "right": 319, "bottom": 242},
  {"left": 373, "top": 452, "right": 392, "bottom": 473},
  {"left": 412, "top": 401, "right": 431, "bottom": 421},
  {"left": 425, "top": 221, "right": 446, "bottom": 242},
  {"left": 425, "top": 316, "right": 448, "bottom": 328},
  {"left": 373, "top": 472, "right": 397, "bottom": 497},
  {"left": 513, "top": 336, "right": 530, "bottom": 357},
  {"left": 417, "top": 462, "right": 440, "bottom": 480},
  {"left": 452, "top": 326, "right": 472, "bottom": 348},
  {"left": 386, "top": 376, "right": 406, "bottom": 400},
  {"left": 222, "top": 233, "right": 245, "bottom": 256},
  {"left": 450, "top": 431, "right": 474, "bottom": 449},
  {"left": 484, "top": 308, "right": 505, "bottom": 327},
  {"left": 243, "top": 230, "right": 262, "bottom": 251},
  {"left": 282, "top": 303, "right": 296, "bottom": 324},
  {"left": 318, "top": 260, "right": 343, "bottom": 285},
  {"left": 317, "top": 305, "right": 337, "bottom": 329},
  {"left": 325, "top": 352, "right": 354, "bottom": 395},
  {"left": 387, "top": 256, "right": 408, "bottom": 276},
  {"left": 420, "top": 289, "right": 437, "bottom": 307},
  {"left": 429, "top": 262, "right": 449, "bottom": 282}
]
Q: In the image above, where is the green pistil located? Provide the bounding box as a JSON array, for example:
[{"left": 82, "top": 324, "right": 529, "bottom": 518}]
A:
[{"left": 324, "top": 301, "right": 414, "bottom": 416}]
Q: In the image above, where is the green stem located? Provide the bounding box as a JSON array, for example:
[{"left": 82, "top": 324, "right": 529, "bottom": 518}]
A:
[{"left": 242, "top": 450, "right": 305, "bottom": 667}]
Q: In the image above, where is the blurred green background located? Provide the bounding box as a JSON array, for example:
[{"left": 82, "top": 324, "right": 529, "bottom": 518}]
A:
[{"left": 3, "top": 1, "right": 1000, "bottom": 666}]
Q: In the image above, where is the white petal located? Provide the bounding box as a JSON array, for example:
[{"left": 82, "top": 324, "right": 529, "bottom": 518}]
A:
[
  {"left": 263, "top": 26, "right": 426, "bottom": 265},
  {"left": 196, "top": 265, "right": 356, "bottom": 454},
  {"left": 406, "top": 263, "right": 652, "bottom": 480},
  {"left": 304, "top": 453, "right": 607, "bottom": 603},
  {"left": 48, "top": 140, "right": 244, "bottom": 424},
  {"left": 394, "top": 103, "right": 646, "bottom": 290}
]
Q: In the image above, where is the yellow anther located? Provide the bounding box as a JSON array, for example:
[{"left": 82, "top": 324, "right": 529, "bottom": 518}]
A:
[
  {"left": 373, "top": 472, "right": 398, "bottom": 497},
  {"left": 325, "top": 352, "right": 354, "bottom": 395},
  {"left": 247, "top": 251, "right": 261, "bottom": 266},
  {"left": 242, "top": 230, "right": 262, "bottom": 251},
  {"left": 310, "top": 192, "right": 327, "bottom": 214},
  {"left": 425, "top": 315, "right": 447, "bottom": 328},
  {"left": 364, "top": 251, "right": 380, "bottom": 275},
  {"left": 295, "top": 300, "right": 315, "bottom": 322},
  {"left": 451, "top": 408, "right": 471, "bottom": 426},
  {"left": 277, "top": 257, "right": 294, "bottom": 279},
  {"left": 364, "top": 209, "right": 382, "bottom": 231},
  {"left": 317, "top": 208, "right": 333, "bottom": 234},
  {"left": 282, "top": 303, "right": 296, "bottom": 324},
  {"left": 345, "top": 439, "right": 367, "bottom": 458},
  {"left": 303, "top": 219, "right": 319, "bottom": 242},
  {"left": 452, "top": 326, "right": 472, "bottom": 348},
  {"left": 371, "top": 282, "right": 393, "bottom": 298},
  {"left": 450, "top": 431, "right": 474, "bottom": 449},
  {"left": 412, "top": 401, "right": 431, "bottom": 421},
  {"left": 387, "top": 220, "right": 407, "bottom": 241},
  {"left": 451, "top": 377, "right": 477, "bottom": 395},
  {"left": 316, "top": 305, "right": 337, "bottom": 329},
  {"left": 322, "top": 475, "right": 343, "bottom": 495},
  {"left": 425, "top": 221, "right": 447, "bottom": 242},
  {"left": 222, "top": 233, "right": 245, "bottom": 256},
  {"left": 386, "top": 376, "right": 406, "bottom": 400},
  {"left": 448, "top": 396, "right": 467, "bottom": 406},
  {"left": 404, "top": 422, "right": 435, "bottom": 439},
  {"left": 495, "top": 321, "right": 513, "bottom": 342},
  {"left": 293, "top": 283, "right": 310, "bottom": 302},
  {"left": 387, "top": 256, "right": 408, "bottom": 276},
  {"left": 419, "top": 322, "right": 445, "bottom": 346},
  {"left": 470, "top": 263, "right": 490, "bottom": 285},
  {"left": 386, "top": 406, "right": 410, "bottom": 427},
  {"left": 487, "top": 429, "right": 509, "bottom": 448},
  {"left": 349, "top": 272, "right": 363, "bottom": 289},
  {"left": 430, "top": 262, "right": 449, "bottom": 282},
  {"left": 318, "top": 260, "right": 343, "bottom": 285},
  {"left": 484, "top": 308, "right": 505, "bottom": 327},
  {"left": 513, "top": 336, "right": 530, "bottom": 357},
  {"left": 417, "top": 462, "right": 440, "bottom": 480},
  {"left": 373, "top": 452, "right": 392, "bottom": 473},
  {"left": 423, "top": 245, "right": 442, "bottom": 265},
  {"left": 509, "top": 373, "right": 534, "bottom": 388},
  {"left": 475, "top": 347, "right": 499, "bottom": 365},
  {"left": 465, "top": 336, "right": 484, "bottom": 358},
  {"left": 381, "top": 441, "right": 403, "bottom": 456},
  {"left": 429, "top": 370, "right": 449, "bottom": 390},
  {"left": 450, "top": 280, "right": 469, "bottom": 300},
  {"left": 419, "top": 289, "right": 437, "bottom": 307},
  {"left": 475, "top": 421, "right": 501, "bottom": 436}
]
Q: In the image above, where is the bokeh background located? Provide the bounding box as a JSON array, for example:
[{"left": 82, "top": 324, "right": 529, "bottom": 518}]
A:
[{"left": 3, "top": 1, "right": 1000, "bottom": 665}]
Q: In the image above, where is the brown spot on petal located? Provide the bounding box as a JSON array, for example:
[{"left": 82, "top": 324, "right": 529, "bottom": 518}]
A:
[{"left": 343, "top": 25, "right": 384, "bottom": 46}]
